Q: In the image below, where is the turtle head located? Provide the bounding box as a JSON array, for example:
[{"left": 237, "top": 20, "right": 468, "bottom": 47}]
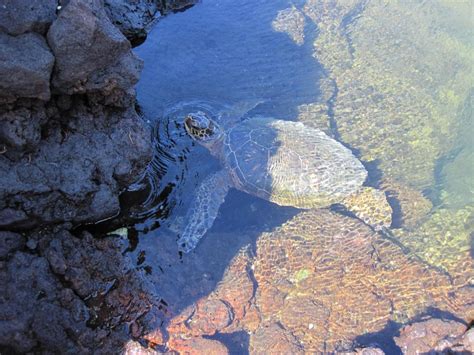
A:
[{"left": 184, "top": 111, "right": 223, "bottom": 148}]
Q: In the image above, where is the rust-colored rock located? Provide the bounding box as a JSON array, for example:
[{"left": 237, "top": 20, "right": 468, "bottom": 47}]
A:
[
  {"left": 166, "top": 247, "right": 257, "bottom": 349},
  {"left": 252, "top": 210, "right": 463, "bottom": 352},
  {"left": 167, "top": 337, "right": 229, "bottom": 355}
]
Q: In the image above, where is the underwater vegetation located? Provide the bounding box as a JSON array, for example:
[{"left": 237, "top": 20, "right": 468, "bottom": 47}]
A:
[{"left": 304, "top": 0, "right": 473, "bottom": 189}]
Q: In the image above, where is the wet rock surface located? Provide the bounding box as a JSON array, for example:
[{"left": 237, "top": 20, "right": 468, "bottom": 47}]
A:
[
  {"left": 104, "top": 0, "right": 161, "bottom": 45},
  {"left": 395, "top": 318, "right": 473, "bottom": 354},
  {"left": 103, "top": 0, "right": 199, "bottom": 45},
  {"left": 158, "top": 210, "right": 473, "bottom": 353}
]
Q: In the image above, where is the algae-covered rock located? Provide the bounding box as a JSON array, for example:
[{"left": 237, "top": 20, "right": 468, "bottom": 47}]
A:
[
  {"left": 393, "top": 206, "right": 474, "bottom": 287},
  {"left": 304, "top": 0, "right": 473, "bottom": 189},
  {"left": 380, "top": 179, "right": 433, "bottom": 229},
  {"left": 272, "top": 6, "right": 306, "bottom": 46},
  {"left": 440, "top": 90, "right": 474, "bottom": 209}
]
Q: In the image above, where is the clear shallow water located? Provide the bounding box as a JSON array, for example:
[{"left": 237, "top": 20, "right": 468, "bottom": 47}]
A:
[{"left": 129, "top": 0, "right": 473, "bottom": 352}]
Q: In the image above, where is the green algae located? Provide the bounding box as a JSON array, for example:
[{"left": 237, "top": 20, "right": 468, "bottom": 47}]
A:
[
  {"left": 393, "top": 206, "right": 474, "bottom": 286},
  {"left": 304, "top": 0, "right": 474, "bottom": 189}
]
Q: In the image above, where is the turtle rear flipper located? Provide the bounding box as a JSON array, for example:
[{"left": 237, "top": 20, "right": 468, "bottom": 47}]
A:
[
  {"left": 177, "top": 169, "right": 231, "bottom": 253},
  {"left": 342, "top": 187, "right": 392, "bottom": 231}
]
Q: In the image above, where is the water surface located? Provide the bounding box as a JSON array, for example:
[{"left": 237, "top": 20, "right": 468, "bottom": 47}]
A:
[{"left": 130, "top": 0, "right": 473, "bottom": 352}]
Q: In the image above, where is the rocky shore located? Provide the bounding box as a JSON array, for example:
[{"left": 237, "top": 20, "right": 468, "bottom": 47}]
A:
[{"left": 0, "top": 0, "right": 194, "bottom": 353}]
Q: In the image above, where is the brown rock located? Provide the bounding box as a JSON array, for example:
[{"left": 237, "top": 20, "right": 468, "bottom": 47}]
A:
[
  {"left": 252, "top": 210, "right": 461, "bottom": 352},
  {"left": 168, "top": 337, "right": 229, "bottom": 355}
]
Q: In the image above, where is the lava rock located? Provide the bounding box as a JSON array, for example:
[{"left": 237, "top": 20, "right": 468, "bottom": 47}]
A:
[
  {"left": 0, "top": 101, "right": 151, "bottom": 229},
  {"left": 0, "top": 231, "right": 25, "bottom": 260},
  {"left": 0, "top": 104, "right": 48, "bottom": 153},
  {"left": 0, "top": 32, "right": 54, "bottom": 102},
  {"left": 0, "top": 228, "right": 166, "bottom": 352},
  {"left": 47, "top": 0, "right": 143, "bottom": 95},
  {"left": 162, "top": 0, "right": 199, "bottom": 13},
  {"left": 0, "top": 0, "right": 57, "bottom": 35},
  {"left": 104, "top": 0, "right": 161, "bottom": 46}
]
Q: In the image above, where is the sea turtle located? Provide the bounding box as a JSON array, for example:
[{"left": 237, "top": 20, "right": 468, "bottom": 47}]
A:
[{"left": 178, "top": 103, "right": 392, "bottom": 252}]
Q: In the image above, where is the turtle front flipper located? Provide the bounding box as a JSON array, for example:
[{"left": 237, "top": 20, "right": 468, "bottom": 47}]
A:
[
  {"left": 218, "top": 99, "right": 264, "bottom": 129},
  {"left": 177, "top": 169, "right": 231, "bottom": 253},
  {"left": 341, "top": 187, "right": 392, "bottom": 231}
]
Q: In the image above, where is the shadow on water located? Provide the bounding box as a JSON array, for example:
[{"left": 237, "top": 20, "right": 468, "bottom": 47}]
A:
[{"left": 129, "top": 0, "right": 322, "bottom": 339}]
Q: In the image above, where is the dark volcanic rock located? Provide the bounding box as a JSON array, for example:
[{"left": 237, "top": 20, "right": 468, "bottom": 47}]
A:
[
  {"left": 0, "top": 229, "right": 166, "bottom": 353},
  {"left": 0, "top": 250, "right": 85, "bottom": 353},
  {"left": 162, "top": 0, "right": 199, "bottom": 13},
  {"left": 0, "top": 103, "right": 48, "bottom": 154},
  {"left": 47, "top": 0, "right": 143, "bottom": 95},
  {"left": 0, "top": 0, "right": 57, "bottom": 35},
  {"left": 0, "top": 100, "right": 150, "bottom": 229},
  {"left": 0, "top": 32, "right": 54, "bottom": 102},
  {"left": 104, "top": 0, "right": 161, "bottom": 45},
  {"left": 0, "top": 231, "right": 25, "bottom": 259}
]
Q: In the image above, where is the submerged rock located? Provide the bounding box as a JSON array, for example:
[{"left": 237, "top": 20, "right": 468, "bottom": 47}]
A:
[
  {"left": 304, "top": 0, "right": 473, "bottom": 189},
  {"left": 393, "top": 206, "right": 474, "bottom": 287},
  {"left": 0, "top": 32, "right": 54, "bottom": 102},
  {"left": 395, "top": 318, "right": 471, "bottom": 354},
  {"left": 164, "top": 210, "right": 471, "bottom": 353}
]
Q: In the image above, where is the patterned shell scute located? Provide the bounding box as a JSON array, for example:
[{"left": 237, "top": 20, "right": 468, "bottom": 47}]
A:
[{"left": 223, "top": 117, "right": 367, "bottom": 208}]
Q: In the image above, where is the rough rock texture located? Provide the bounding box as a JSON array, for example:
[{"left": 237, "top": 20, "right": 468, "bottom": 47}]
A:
[
  {"left": 0, "top": 0, "right": 150, "bottom": 231},
  {"left": 395, "top": 318, "right": 473, "bottom": 354},
  {"left": 0, "top": 229, "right": 166, "bottom": 353},
  {"left": 0, "top": 231, "right": 25, "bottom": 259},
  {"left": 104, "top": 0, "right": 161, "bottom": 45},
  {"left": 0, "top": 0, "right": 57, "bottom": 35},
  {"left": 0, "top": 0, "right": 162, "bottom": 352},
  {"left": 47, "top": 0, "right": 143, "bottom": 96},
  {"left": 0, "top": 100, "right": 150, "bottom": 229},
  {"left": 0, "top": 32, "right": 55, "bottom": 102}
]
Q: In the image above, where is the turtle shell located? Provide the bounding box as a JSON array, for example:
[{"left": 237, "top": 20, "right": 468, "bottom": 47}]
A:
[{"left": 222, "top": 117, "right": 367, "bottom": 208}]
